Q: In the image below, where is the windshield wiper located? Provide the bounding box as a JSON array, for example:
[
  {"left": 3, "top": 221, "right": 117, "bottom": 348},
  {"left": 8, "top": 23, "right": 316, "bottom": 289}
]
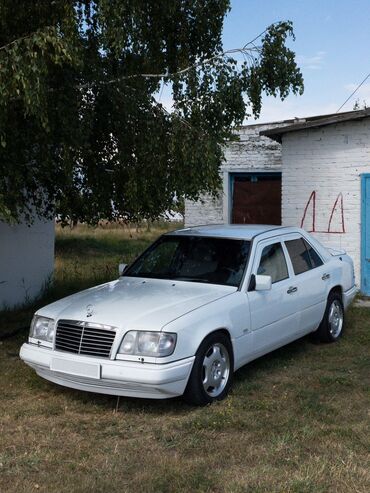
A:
[{"left": 173, "top": 277, "right": 210, "bottom": 283}]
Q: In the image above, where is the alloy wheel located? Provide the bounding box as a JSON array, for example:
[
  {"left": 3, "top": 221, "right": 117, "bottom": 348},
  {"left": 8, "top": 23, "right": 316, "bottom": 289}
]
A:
[
  {"left": 328, "top": 299, "right": 344, "bottom": 338},
  {"left": 202, "top": 343, "right": 230, "bottom": 397}
]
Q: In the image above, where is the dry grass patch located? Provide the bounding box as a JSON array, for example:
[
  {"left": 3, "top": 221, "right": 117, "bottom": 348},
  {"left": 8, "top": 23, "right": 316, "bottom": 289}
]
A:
[{"left": 0, "top": 223, "right": 369, "bottom": 492}]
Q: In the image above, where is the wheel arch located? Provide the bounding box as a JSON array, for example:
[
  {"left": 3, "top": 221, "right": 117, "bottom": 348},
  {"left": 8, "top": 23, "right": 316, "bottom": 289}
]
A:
[
  {"left": 208, "top": 327, "right": 232, "bottom": 340},
  {"left": 198, "top": 327, "right": 234, "bottom": 362},
  {"left": 329, "top": 284, "right": 343, "bottom": 303},
  {"left": 183, "top": 326, "right": 235, "bottom": 405}
]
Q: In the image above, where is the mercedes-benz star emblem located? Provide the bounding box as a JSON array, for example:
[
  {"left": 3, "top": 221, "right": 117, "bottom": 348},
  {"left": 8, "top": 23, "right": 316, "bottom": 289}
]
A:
[{"left": 86, "top": 304, "right": 94, "bottom": 317}]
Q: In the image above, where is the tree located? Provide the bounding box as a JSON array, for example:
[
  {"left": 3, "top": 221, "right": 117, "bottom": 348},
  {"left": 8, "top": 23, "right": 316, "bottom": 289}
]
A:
[{"left": 0, "top": 1, "right": 304, "bottom": 225}]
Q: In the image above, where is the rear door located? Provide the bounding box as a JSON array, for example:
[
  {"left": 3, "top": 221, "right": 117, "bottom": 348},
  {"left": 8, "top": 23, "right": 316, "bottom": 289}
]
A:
[
  {"left": 283, "top": 234, "right": 328, "bottom": 334},
  {"left": 247, "top": 239, "right": 300, "bottom": 356}
]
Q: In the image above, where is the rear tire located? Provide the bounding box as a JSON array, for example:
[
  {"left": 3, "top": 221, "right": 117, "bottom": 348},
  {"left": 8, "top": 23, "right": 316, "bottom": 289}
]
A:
[
  {"left": 314, "top": 292, "right": 345, "bottom": 343},
  {"left": 183, "top": 332, "right": 233, "bottom": 406}
]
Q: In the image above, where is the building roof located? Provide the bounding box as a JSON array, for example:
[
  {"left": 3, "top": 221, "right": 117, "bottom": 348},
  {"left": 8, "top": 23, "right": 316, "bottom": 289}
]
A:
[
  {"left": 168, "top": 224, "right": 298, "bottom": 240},
  {"left": 260, "top": 108, "right": 370, "bottom": 142}
]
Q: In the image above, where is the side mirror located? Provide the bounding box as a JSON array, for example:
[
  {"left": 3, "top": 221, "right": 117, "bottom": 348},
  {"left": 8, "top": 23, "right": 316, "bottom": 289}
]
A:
[
  {"left": 118, "top": 263, "right": 127, "bottom": 276},
  {"left": 255, "top": 274, "right": 272, "bottom": 291}
]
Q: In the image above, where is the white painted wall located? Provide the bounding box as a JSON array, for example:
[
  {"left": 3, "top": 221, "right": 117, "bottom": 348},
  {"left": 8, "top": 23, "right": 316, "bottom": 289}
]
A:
[
  {"left": 185, "top": 122, "right": 285, "bottom": 226},
  {"left": 281, "top": 118, "right": 370, "bottom": 285},
  {"left": 0, "top": 218, "right": 55, "bottom": 309}
]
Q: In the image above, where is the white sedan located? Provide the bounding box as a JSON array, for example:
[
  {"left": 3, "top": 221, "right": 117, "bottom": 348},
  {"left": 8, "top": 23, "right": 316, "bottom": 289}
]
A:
[{"left": 20, "top": 225, "right": 357, "bottom": 405}]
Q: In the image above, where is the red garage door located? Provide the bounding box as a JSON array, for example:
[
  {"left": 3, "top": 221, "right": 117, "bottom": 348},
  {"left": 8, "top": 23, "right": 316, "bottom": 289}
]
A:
[{"left": 231, "top": 173, "right": 282, "bottom": 225}]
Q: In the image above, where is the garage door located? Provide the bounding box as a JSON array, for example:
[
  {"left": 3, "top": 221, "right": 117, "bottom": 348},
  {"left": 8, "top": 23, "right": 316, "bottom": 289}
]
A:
[{"left": 231, "top": 173, "right": 282, "bottom": 225}]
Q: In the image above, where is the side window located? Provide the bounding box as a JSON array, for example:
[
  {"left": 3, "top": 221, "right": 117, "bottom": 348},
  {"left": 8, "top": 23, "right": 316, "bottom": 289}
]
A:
[
  {"left": 285, "top": 237, "right": 323, "bottom": 275},
  {"left": 257, "top": 243, "right": 289, "bottom": 284}
]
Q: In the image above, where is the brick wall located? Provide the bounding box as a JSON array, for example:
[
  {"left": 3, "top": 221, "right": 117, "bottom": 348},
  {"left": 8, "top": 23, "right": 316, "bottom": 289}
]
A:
[
  {"left": 184, "top": 193, "right": 224, "bottom": 226},
  {"left": 184, "top": 122, "right": 285, "bottom": 226},
  {"left": 282, "top": 118, "right": 370, "bottom": 284}
]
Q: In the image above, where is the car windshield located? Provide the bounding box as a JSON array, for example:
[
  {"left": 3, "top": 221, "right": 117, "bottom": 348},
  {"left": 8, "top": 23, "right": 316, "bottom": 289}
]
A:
[{"left": 125, "top": 235, "right": 250, "bottom": 287}]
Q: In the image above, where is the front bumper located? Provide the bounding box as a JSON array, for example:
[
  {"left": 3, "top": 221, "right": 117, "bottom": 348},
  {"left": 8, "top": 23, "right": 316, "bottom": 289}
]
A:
[{"left": 20, "top": 343, "right": 194, "bottom": 399}]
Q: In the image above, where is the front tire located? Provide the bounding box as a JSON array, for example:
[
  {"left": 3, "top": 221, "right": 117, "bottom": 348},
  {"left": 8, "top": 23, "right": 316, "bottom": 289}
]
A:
[
  {"left": 315, "top": 292, "right": 345, "bottom": 343},
  {"left": 183, "top": 332, "right": 233, "bottom": 406}
]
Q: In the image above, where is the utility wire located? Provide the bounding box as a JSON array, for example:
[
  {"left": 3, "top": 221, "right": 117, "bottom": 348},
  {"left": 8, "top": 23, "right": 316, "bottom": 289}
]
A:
[{"left": 336, "top": 71, "right": 370, "bottom": 112}]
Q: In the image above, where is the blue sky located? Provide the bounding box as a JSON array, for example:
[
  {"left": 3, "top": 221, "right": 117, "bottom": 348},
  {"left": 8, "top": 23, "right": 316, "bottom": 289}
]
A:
[{"left": 223, "top": 0, "right": 370, "bottom": 122}]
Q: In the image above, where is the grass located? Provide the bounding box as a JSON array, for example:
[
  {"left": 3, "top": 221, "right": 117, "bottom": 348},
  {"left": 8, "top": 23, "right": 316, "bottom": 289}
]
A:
[{"left": 0, "top": 223, "right": 369, "bottom": 492}]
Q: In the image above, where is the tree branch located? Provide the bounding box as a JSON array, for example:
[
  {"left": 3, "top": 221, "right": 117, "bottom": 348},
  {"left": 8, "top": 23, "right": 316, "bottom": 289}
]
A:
[{"left": 0, "top": 27, "right": 55, "bottom": 51}]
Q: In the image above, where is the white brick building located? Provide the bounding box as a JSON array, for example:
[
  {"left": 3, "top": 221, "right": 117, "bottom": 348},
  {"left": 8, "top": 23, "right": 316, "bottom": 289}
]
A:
[
  {"left": 185, "top": 109, "right": 370, "bottom": 293},
  {"left": 185, "top": 121, "right": 288, "bottom": 226},
  {"left": 263, "top": 109, "right": 370, "bottom": 294}
]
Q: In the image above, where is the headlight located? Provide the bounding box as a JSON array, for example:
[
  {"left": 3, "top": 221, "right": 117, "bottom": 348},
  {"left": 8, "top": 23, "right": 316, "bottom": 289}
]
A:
[
  {"left": 118, "top": 331, "right": 177, "bottom": 357},
  {"left": 29, "top": 316, "right": 55, "bottom": 342}
]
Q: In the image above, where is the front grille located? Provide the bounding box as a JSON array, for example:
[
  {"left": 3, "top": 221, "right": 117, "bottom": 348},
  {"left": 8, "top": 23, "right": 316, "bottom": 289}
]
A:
[{"left": 55, "top": 320, "right": 116, "bottom": 358}]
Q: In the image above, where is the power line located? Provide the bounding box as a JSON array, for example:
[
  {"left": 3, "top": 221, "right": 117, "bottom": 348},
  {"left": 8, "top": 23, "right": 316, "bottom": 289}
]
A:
[{"left": 336, "top": 71, "right": 370, "bottom": 112}]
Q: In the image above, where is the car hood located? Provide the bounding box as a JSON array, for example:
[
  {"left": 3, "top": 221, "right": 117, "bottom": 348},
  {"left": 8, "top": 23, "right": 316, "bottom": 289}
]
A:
[{"left": 38, "top": 277, "right": 236, "bottom": 330}]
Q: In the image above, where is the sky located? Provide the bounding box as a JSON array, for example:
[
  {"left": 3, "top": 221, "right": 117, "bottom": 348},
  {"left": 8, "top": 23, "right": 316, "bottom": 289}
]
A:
[{"left": 222, "top": 0, "right": 370, "bottom": 122}]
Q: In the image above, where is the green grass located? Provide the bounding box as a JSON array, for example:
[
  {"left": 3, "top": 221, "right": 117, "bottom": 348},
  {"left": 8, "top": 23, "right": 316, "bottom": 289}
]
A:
[{"left": 0, "top": 223, "right": 369, "bottom": 492}]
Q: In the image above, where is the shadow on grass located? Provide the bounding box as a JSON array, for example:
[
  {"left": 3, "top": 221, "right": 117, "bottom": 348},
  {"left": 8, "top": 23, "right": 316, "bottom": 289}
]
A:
[
  {"left": 234, "top": 334, "right": 312, "bottom": 383},
  {"left": 29, "top": 334, "right": 315, "bottom": 416},
  {"left": 49, "top": 383, "right": 188, "bottom": 415}
]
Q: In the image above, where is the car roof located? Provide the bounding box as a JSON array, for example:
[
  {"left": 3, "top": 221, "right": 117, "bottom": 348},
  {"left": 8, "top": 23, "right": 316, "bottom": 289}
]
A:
[{"left": 167, "top": 224, "right": 301, "bottom": 240}]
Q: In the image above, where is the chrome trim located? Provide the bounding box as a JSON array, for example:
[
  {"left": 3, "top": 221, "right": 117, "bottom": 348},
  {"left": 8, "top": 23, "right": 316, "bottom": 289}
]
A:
[{"left": 55, "top": 320, "right": 116, "bottom": 359}]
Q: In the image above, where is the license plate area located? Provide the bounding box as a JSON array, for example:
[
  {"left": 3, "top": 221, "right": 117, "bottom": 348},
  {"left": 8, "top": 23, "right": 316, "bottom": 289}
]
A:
[{"left": 50, "top": 358, "right": 101, "bottom": 379}]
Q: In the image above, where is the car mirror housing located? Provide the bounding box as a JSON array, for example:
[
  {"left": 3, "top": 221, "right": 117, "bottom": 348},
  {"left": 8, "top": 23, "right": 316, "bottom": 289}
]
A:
[
  {"left": 255, "top": 275, "right": 272, "bottom": 291},
  {"left": 118, "top": 263, "right": 127, "bottom": 276}
]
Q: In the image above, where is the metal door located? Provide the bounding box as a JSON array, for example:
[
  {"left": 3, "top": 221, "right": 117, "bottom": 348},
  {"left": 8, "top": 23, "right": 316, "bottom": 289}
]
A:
[
  {"left": 361, "top": 175, "right": 370, "bottom": 295},
  {"left": 231, "top": 173, "right": 281, "bottom": 225}
]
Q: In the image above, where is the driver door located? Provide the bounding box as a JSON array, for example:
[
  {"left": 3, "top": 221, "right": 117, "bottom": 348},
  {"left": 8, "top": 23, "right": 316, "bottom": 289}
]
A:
[{"left": 247, "top": 239, "right": 301, "bottom": 357}]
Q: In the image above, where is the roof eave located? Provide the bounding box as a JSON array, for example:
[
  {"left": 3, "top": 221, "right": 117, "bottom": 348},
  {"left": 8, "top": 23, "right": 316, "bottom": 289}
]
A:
[{"left": 260, "top": 108, "right": 370, "bottom": 142}]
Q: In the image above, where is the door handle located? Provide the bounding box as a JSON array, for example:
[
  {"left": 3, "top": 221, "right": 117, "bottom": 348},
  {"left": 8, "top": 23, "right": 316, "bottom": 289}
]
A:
[
  {"left": 287, "top": 286, "right": 298, "bottom": 294},
  {"left": 322, "top": 273, "right": 330, "bottom": 280}
]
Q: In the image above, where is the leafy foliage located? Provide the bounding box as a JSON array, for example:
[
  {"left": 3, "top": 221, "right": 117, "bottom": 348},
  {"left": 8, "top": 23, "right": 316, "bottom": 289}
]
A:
[{"left": 0, "top": 1, "right": 304, "bottom": 224}]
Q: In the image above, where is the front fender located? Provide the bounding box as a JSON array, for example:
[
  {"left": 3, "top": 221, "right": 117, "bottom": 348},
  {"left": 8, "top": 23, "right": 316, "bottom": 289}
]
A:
[{"left": 158, "top": 291, "right": 251, "bottom": 368}]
